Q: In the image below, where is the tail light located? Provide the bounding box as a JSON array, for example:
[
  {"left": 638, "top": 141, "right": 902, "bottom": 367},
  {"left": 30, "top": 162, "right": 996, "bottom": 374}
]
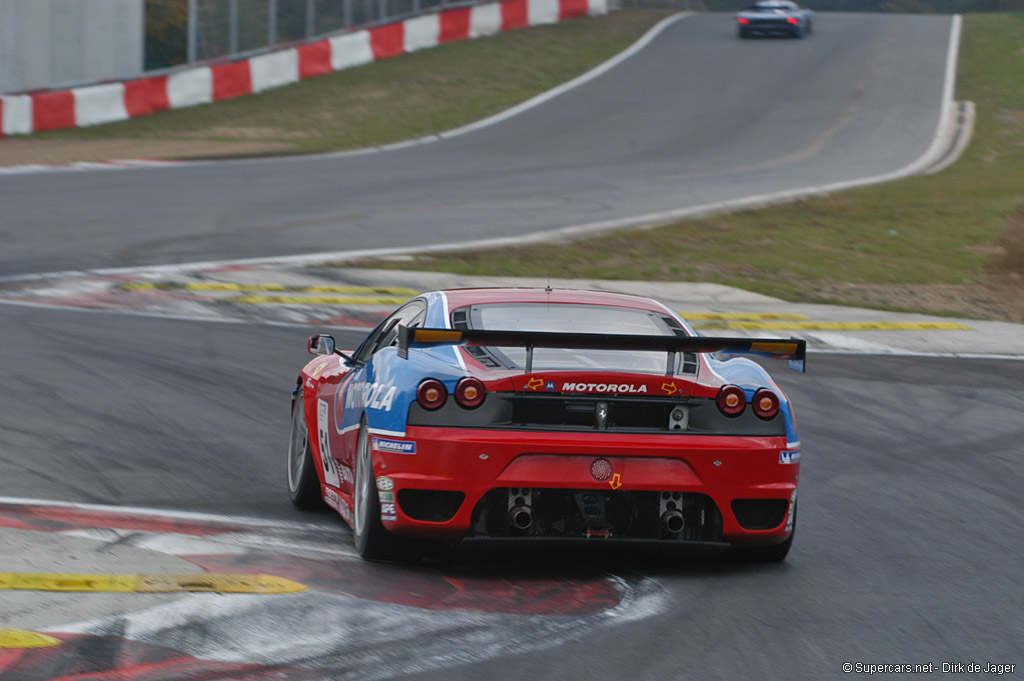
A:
[
  {"left": 416, "top": 379, "right": 447, "bottom": 410},
  {"left": 455, "top": 377, "right": 486, "bottom": 409},
  {"left": 752, "top": 389, "right": 780, "bottom": 420},
  {"left": 716, "top": 385, "right": 746, "bottom": 417},
  {"left": 737, "top": 17, "right": 749, "bottom": 24},
  {"left": 787, "top": 17, "right": 799, "bottom": 24}
]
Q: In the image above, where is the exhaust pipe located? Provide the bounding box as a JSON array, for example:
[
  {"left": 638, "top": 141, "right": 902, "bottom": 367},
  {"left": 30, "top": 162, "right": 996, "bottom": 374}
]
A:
[
  {"left": 509, "top": 506, "right": 533, "bottom": 531},
  {"left": 661, "top": 510, "right": 684, "bottom": 534}
]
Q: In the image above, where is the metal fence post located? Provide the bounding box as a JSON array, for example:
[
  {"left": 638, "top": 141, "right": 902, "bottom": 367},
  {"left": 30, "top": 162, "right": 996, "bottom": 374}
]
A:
[
  {"left": 306, "top": 0, "right": 316, "bottom": 38},
  {"left": 230, "top": 0, "right": 239, "bottom": 55},
  {"left": 378, "top": 0, "right": 386, "bottom": 21},
  {"left": 268, "top": 0, "right": 278, "bottom": 47},
  {"left": 343, "top": 0, "right": 352, "bottom": 28},
  {"left": 187, "top": 0, "right": 198, "bottom": 63}
]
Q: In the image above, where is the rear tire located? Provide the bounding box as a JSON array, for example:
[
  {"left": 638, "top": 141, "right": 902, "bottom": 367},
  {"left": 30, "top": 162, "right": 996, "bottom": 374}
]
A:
[
  {"left": 287, "top": 386, "right": 323, "bottom": 509},
  {"left": 352, "top": 421, "right": 413, "bottom": 561}
]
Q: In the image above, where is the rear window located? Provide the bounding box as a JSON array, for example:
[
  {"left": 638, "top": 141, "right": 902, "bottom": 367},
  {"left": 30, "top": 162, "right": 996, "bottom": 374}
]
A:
[{"left": 451, "top": 302, "right": 693, "bottom": 374}]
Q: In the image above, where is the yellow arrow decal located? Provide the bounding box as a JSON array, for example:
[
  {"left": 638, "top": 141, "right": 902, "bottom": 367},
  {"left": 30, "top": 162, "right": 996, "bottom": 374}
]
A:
[{"left": 608, "top": 473, "right": 622, "bottom": 490}]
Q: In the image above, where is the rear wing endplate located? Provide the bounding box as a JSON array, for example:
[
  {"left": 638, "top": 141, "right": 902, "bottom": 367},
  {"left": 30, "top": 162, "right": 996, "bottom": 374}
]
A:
[{"left": 397, "top": 326, "right": 806, "bottom": 372}]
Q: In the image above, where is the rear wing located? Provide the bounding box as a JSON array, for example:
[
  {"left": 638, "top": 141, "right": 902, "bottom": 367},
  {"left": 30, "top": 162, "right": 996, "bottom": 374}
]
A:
[{"left": 397, "top": 326, "right": 806, "bottom": 373}]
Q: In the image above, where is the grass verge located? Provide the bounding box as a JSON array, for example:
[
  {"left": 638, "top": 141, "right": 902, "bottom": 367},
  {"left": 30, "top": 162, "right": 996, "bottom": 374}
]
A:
[{"left": 350, "top": 13, "right": 1024, "bottom": 323}]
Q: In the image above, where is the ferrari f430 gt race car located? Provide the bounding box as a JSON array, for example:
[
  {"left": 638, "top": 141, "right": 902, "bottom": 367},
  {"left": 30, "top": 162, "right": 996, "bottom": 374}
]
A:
[
  {"left": 736, "top": 1, "right": 813, "bottom": 39},
  {"left": 288, "top": 288, "right": 805, "bottom": 562}
]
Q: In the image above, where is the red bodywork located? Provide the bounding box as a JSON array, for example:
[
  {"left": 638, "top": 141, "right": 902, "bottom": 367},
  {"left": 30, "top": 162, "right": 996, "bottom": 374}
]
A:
[{"left": 295, "top": 288, "right": 800, "bottom": 553}]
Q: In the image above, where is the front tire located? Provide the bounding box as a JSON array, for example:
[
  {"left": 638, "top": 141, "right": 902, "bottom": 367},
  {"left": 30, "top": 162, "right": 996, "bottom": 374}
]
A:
[{"left": 287, "top": 386, "right": 323, "bottom": 508}]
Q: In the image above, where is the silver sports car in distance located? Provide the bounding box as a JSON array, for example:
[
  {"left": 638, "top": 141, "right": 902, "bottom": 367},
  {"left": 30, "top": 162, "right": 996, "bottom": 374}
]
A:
[{"left": 736, "top": 1, "right": 813, "bottom": 39}]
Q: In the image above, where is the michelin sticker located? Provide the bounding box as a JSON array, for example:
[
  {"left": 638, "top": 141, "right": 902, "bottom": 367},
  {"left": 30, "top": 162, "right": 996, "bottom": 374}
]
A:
[
  {"left": 317, "top": 399, "right": 341, "bottom": 487},
  {"left": 779, "top": 450, "right": 801, "bottom": 465},
  {"left": 372, "top": 436, "right": 416, "bottom": 455}
]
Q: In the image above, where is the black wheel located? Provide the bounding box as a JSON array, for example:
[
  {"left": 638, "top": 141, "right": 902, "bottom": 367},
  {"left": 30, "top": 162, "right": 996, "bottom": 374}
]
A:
[
  {"left": 731, "top": 500, "right": 796, "bottom": 563},
  {"left": 353, "top": 421, "right": 413, "bottom": 560},
  {"left": 287, "top": 385, "right": 323, "bottom": 508}
]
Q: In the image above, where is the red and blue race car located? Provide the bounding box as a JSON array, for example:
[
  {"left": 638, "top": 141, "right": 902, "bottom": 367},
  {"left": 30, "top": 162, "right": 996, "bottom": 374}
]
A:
[{"left": 288, "top": 288, "right": 805, "bottom": 561}]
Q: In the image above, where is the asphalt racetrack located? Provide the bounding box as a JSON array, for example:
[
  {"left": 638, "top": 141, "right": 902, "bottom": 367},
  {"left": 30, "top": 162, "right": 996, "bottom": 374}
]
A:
[{"left": 1, "top": 11, "right": 1021, "bottom": 681}]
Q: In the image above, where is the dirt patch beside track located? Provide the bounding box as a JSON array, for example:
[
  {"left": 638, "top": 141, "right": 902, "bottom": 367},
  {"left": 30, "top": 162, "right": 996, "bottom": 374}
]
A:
[{"left": 813, "top": 276, "right": 1024, "bottom": 325}]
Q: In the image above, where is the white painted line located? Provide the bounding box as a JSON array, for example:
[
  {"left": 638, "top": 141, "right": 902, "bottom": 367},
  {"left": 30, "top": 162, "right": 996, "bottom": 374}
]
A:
[
  {"left": 926, "top": 100, "right": 974, "bottom": 175},
  {"left": 0, "top": 496, "right": 342, "bottom": 532},
  {"left": 58, "top": 527, "right": 360, "bottom": 560},
  {"left": 807, "top": 349, "right": 1024, "bottom": 362}
]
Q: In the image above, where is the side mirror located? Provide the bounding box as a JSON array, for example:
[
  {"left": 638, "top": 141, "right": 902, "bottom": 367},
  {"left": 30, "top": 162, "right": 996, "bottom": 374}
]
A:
[{"left": 308, "top": 334, "right": 336, "bottom": 356}]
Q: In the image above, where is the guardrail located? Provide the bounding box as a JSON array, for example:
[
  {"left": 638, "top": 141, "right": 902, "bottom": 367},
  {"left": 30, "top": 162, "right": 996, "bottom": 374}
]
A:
[{"left": 177, "top": 0, "right": 472, "bottom": 66}]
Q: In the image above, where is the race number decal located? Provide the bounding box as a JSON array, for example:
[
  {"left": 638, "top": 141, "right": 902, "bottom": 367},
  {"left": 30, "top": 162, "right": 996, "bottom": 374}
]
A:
[{"left": 317, "top": 399, "right": 341, "bottom": 487}]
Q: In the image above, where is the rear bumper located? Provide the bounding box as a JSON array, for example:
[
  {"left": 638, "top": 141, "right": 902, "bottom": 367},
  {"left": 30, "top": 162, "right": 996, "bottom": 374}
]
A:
[
  {"left": 372, "top": 426, "right": 799, "bottom": 548},
  {"left": 739, "top": 20, "right": 803, "bottom": 35},
  {"left": 456, "top": 537, "right": 730, "bottom": 555}
]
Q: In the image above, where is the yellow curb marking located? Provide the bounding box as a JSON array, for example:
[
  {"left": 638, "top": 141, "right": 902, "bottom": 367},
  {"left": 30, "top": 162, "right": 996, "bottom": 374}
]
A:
[
  {"left": 680, "top": 312, "right": 811, "bottom": 321},
  {"left": 221, "top": 295, "right": 410, "bottom": 305},
  {"left": 121, "top": 282, "right": 419, "bottom": 296},
  {"left": 0, "top": 572, "right": 306, "bottom": 594},
  {"left": 693, "top": 321, "right": 973, "bottom": 331},
  {"left": 0, "top": 629, "right": 62, "bottom": 649}
]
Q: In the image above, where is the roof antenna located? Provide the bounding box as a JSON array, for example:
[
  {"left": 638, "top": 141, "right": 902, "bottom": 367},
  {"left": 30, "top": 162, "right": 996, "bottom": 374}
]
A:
[{"left": 545, "top": 254, "right": 553, "bottom": 293}]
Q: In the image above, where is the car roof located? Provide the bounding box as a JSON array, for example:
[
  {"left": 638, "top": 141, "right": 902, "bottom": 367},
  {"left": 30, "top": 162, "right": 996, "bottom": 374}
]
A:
[{"left": 439, "top": 287, "right": 671, "bottom": 313}]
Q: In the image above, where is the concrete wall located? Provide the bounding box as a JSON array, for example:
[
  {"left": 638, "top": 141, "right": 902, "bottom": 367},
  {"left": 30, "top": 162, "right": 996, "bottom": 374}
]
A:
[{"left": 0, "top": 0, "right": 144, "bottom": 93}]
